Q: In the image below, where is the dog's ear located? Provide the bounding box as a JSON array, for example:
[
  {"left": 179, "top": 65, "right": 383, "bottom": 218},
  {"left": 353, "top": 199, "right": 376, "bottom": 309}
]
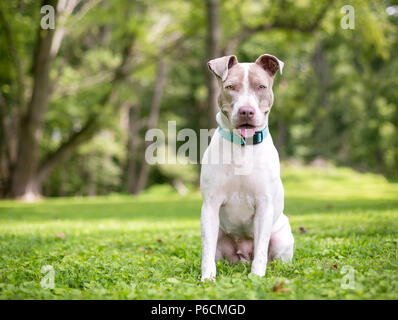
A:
[
  {"left": 255, "top": 54, "right": 284, "bottom": 76},
  {"left": 207, "top": 55, "right": 238, "bottom": 81}
]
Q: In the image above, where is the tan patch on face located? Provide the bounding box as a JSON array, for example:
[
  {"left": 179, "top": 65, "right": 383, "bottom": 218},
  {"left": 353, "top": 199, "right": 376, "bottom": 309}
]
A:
[
  {"left": 223, "top": 64, "right": 245, "bottom": 91},
  {"left": 218, "top": 64, "right": 245, "bottom": 118},
  {"left": 248, "top": 64, "right": 274, "bottom": 113},
  {"left": 248, "top": 64, "right": 272, "bottom": 89}
]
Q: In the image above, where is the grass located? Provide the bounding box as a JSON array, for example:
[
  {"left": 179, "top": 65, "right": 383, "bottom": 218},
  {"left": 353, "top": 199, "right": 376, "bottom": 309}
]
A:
[{"left": 0, "top": 165, "right": 397, "bottom": 300}]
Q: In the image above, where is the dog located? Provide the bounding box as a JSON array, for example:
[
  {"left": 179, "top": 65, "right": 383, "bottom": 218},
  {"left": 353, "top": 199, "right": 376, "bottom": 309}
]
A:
[{"left": 200, "top": 54, "right": 294, "bottom": 281}]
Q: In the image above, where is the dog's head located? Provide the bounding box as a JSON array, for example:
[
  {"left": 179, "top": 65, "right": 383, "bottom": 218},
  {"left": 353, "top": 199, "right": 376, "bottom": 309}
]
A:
[{"left": 208, "top": 54, "right": 284, "bottom": 138}]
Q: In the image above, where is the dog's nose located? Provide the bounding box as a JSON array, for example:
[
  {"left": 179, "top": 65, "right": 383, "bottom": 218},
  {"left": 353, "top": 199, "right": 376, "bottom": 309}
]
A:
[{"left": 239, "top": 107, "right": 255, "bottom": 119}]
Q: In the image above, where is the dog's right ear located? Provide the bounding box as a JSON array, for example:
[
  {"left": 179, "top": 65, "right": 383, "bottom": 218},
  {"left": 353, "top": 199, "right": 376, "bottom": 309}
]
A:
[{"left": 207, "top": 55, "right": 238, "bottom": 81}]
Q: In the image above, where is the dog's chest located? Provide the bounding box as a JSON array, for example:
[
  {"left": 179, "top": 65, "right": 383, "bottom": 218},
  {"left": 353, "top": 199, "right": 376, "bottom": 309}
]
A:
[
  {"left": 219, "top": 188, "right": 256, "bottom": 238},
  {"left": 218, "top": 154, "right": 274, "bottom": 234}
]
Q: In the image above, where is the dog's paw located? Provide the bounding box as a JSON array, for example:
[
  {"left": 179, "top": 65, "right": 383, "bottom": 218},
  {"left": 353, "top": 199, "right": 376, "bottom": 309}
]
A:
[
  {"left": 251, "top": 260, "right": 266, "bottom": 277},
  {"left": 201, "top": 275, "right": 216, "bottom": 282},
  {"left": 248, "top": 273, "right": 263, "bottom": 280},
  {"left": 201, "top": 264, "right": 216, "bottom": 282},
  {"left": 249, "top": 271, "right": 265, "bottom": 278}
]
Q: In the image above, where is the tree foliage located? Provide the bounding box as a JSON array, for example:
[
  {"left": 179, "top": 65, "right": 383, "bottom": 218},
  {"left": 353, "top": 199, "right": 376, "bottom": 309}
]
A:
[{"left": 0, "top": 0, "right": 397, "bottom": 198}]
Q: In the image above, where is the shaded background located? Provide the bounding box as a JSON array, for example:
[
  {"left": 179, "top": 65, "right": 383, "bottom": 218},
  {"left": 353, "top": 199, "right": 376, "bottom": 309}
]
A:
[{"left": 0, "top": 0, "right": 397, "bottom": 200}]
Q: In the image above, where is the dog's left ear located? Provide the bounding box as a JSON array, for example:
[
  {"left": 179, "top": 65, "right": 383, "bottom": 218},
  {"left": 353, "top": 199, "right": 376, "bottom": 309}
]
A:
[
  {"left": 208, "top": 55, "right": 238, "bottom": 81},
  {"left": 255, "top": 54, "right": 284, "bottom": 76}
]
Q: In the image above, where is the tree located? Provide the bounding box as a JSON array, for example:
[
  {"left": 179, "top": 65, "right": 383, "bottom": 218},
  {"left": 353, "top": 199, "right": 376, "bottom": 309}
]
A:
[
  {"left": 127, "top": 58, "right": 167, "bottom": 194},
  {"left": 0, "top": 0, "right": 137, "bottom": 199},
  {"left": 205, "top": 0, "right": 221, "bottom": 129}
]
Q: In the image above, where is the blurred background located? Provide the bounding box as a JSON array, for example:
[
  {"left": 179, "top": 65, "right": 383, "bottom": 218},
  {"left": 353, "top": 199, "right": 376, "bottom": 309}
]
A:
[{"left": 0, "top": 0, "right": 397, "bottom": 200}]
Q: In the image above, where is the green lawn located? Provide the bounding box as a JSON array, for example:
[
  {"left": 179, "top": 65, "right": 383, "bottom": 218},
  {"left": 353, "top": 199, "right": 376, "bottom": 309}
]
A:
[{"left": 0, "top": 166, "right": 397, "bottom": 299}]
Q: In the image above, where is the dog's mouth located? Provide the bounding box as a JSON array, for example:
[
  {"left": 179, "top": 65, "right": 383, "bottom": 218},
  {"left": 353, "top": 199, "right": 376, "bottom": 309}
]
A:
[{"left": 237, "top": 124, "right": 256, "bottom": 138}]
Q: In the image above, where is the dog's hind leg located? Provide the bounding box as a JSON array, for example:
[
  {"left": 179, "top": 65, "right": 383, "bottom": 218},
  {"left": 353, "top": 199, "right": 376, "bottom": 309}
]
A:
[{"left": 268, "top": 214, "right": 294, "bottom": 262}]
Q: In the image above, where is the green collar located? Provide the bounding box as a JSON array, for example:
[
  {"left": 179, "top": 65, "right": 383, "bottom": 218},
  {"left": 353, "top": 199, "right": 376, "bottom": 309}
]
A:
[{"left": 218, "top": 126, "right": 269, "bottom": 146}]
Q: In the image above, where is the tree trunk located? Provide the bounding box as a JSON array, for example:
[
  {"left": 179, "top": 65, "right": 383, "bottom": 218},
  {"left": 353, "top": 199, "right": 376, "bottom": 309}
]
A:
[
  {"left": 313, "top": 41, "right": 329, "bottom": 110},
  {"left": 5, "top": 0, "right": 81, "bottom": 200},
  {"left": 86, "top": 164, "right": 97, "bottom": 196},
  {"left": 311, "top": 40, "right": 331, "bottom": 151},
  {"left": 127, "top": 105, "right": 139, "bottom": 194},
  {"left": 0, "top": 92, "right": 9, "bottom": 195},
  {"left": 8, "top": 0, "right": 59, "bottom": 199},
  {"left": 131, "top": 59, "right": 167, "bottom": 194},
  {"left": 205, "top": 0, "right": 221, "bottom": 129},
  {"left": 277, "top": 118, "right": 286, "bottom": 159}
]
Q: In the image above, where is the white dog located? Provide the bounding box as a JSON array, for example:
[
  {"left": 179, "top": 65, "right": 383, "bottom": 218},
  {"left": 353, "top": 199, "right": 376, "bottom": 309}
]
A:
[{"left": 200, "top": 54, "right": 294, "bottom": 281}]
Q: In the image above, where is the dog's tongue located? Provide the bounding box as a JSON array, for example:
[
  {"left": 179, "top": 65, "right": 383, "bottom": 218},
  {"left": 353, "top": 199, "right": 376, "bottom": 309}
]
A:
[{"left": 238, "top": 126, "right": 256, "bottom": 138}]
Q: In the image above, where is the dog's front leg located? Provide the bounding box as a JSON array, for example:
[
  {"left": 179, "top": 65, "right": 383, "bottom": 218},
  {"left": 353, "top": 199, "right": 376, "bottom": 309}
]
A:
[
  {"left": 251, "top": 195, "right": 274, "bottom": 277},
  {"left": 200, "top": 201, "right": 220, "bottom": 281}
]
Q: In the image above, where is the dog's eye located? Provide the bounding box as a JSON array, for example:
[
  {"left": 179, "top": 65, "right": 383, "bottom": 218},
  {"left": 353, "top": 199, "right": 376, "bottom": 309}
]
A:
[
  {"left": 225, "top": 85, "right": 234, "bottom": 90},
  {"left": 258, "top": 85, "right": 267, "bottom": 90}
]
